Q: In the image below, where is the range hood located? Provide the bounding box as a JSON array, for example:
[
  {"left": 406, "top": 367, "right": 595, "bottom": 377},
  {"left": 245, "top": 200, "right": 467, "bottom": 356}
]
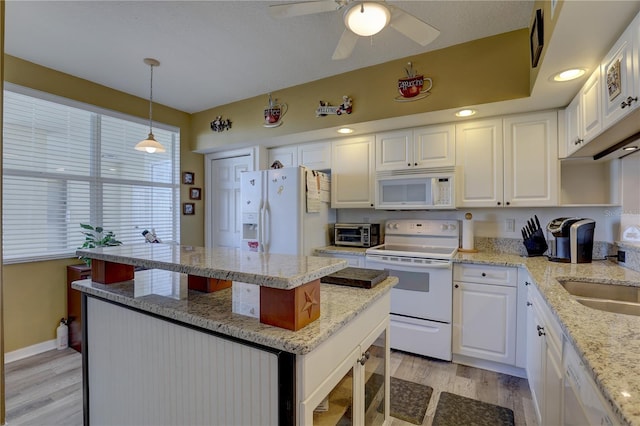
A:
[{"left": 570, "top": 107, "right": 640, "bottom": 161}]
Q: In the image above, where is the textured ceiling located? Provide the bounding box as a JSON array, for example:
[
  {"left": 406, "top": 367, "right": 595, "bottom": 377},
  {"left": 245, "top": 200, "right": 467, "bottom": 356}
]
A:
[{"left": 5, "top": 1, "right": 535, "bottom": 113}]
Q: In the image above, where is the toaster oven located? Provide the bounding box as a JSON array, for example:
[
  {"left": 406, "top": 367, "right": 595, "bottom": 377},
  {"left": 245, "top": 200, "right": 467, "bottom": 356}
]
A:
[{"left": 334, "top": 223, "right": 380, "bottom": 248}]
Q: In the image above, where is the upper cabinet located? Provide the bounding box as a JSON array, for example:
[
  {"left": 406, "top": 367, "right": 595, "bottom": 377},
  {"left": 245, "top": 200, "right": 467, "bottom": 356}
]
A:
[
  {"left": 581, "top": 68, "right": 603, "bottom": 144},
  {"left": 602, "top": 23, "right": 637, "bottom": 128},
  {"left": 455, "top": 118, "right": 504, "bottom": 207},
  {"left": 563, "top": 10, "right": 640, "bottom": 158},
  {"left": 267, "top": 141, "right": 331, "bottom": 170},
  {"left": 331, "top": 136, "right": 375, "bottom": 209},
  {"left": 375, "top": 125, "right": 455, "bottom": 172},
  {"left": 456, "top": 111, "right": 558, "bottom": 208}
]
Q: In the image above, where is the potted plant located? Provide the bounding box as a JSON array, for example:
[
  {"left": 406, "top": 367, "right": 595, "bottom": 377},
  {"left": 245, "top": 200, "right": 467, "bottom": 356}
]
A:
[{"left": 78, "top": 224, "right": 122, "bottom": 266}]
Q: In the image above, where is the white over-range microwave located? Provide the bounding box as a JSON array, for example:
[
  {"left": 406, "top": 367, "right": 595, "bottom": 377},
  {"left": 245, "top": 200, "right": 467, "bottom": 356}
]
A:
[{"left": 375, "top": 168, "right": 455, "bottom": 210}]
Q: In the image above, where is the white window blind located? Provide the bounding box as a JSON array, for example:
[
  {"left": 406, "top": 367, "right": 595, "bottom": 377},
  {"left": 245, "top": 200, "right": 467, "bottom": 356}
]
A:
[{"left": 3, "top": 87, "right": 181, "bottom": 263}]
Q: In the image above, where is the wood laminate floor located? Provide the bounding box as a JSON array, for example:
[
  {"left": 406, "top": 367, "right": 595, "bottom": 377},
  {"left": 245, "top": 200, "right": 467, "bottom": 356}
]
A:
[{"left": 4, "top": 348, "right": 533, "bottom": 425}]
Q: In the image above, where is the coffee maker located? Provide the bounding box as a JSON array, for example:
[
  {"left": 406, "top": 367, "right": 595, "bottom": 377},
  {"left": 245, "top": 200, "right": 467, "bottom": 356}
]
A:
[{"left": 546, "top": 217, "right": 596, "bottom": 263}]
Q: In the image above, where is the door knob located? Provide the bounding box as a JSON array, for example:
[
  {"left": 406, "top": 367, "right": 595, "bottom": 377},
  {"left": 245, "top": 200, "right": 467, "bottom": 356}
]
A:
[{"left": 358, "top": 351, "right": 370, "bottom": 365}]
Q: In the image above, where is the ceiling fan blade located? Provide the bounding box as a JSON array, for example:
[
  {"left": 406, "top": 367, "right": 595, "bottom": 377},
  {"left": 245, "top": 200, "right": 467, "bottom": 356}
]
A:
[
  {"left": 332, "top": 29, "right": 359, "bottom": 60},
  {"left": 389, "top": 5, "right": 440, "bottom": 46},
  {"left": 269, "top": 0, "right": 339, "bottom": 19}
]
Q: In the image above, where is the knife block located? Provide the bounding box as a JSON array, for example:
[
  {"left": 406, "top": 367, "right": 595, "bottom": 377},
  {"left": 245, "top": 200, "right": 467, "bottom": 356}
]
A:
[{"left": 523, "top": 228, "right": 548, "bottom": 257}]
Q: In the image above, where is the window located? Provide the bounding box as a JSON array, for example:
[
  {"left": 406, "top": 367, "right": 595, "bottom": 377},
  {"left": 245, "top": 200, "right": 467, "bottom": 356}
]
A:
[{"left": 3, "top": 85, "right": 181, "bottom": 263}]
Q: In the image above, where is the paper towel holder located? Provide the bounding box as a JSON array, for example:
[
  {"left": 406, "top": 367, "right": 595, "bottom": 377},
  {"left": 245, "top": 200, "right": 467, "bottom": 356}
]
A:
[{"left": 458, "top": 212, "right": 479, "bottom": 253}]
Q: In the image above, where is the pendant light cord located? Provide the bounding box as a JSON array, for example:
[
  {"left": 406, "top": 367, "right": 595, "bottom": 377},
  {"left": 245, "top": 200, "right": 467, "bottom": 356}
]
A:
[{"left": 148, "top": 63, "right": 154, "bottom": 134}]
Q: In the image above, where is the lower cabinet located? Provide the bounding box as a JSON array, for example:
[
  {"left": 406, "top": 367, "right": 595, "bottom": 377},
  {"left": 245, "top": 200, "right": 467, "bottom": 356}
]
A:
[
  {"left": 452, "top": 264, "right": 517, "bottom": 366},
  {"left": 526, "top": 284, "right": 563, "bottom": 426},
  {"left": 299, "top": 312, "right": 389, "bottom": 425}
]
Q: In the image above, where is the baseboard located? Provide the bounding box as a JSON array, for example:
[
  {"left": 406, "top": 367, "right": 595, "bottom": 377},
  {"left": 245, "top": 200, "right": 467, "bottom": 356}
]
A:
[
  {"left": 4, "top": 339, "right": 57, "bottom": 364},
  {"left": 452, "top": 353, "right": 527, "bottom": 379}
]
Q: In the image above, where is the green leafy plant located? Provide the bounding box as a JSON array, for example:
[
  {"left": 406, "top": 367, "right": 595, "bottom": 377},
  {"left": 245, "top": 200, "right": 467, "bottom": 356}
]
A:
[{"left": 79, "top": 224, "right": 122, "bottom": 266}]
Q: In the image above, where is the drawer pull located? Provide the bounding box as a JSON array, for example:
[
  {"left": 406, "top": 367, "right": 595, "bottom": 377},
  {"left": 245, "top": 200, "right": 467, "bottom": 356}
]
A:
[
  {"left": 358, "top": 351, "right": 370, "bottom": 365},
  {"left": 481, "top": 272, "right": 486, "bottom": 277},
  {"left": 526, "top": 301, "right": 532, "bottom": 306}
]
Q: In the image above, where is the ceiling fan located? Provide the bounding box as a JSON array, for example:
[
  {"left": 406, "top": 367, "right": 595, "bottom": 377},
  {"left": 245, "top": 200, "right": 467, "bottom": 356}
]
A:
[{"left": 269, "top": 0, "right": 440, "bottom": 60}]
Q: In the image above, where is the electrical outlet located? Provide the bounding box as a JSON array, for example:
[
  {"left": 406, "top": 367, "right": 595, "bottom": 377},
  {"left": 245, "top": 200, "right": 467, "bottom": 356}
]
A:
[
  {"left": 505, "top": 218, "right": 515, "bottom": 232},
  {"left": 618, "top": 250, "right": 626, "bottom": 262}
]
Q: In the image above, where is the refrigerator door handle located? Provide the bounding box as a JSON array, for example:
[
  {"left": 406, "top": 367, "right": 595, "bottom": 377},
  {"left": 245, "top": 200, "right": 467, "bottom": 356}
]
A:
[
  {"left": 258, "top": 199, "right": 265, "bottom": 252},
  {"left": 263, "top": 201, "right": 270, "bottom": 253}
]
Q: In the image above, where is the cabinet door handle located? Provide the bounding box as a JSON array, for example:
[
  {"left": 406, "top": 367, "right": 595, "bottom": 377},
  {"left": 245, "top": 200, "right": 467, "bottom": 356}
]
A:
[
  {"left": 574, "top": 138, "right": 584, "bottom": 146},
  {"left": 525, "top": 281, "right": 531, "bottom": 286},
  {"left": 621, "top": 96, "right": 638, "bottom": 109},
  {"left": 454, "top": 284, "right": 459, "bottom": 288},
  {"left": 481, "top": 272, "right": 486, "bottom": 277},
  {"left": 537, "top": 325, "right": 546, "bottom": 336},
  {"left": 414, "top": 162, "right": 418, "bottom": 166},
  {"left": 505, "top": 201, "right": 510, "bottom": 206},
  {"left": 526, "top": 301, "right": 533, "bottom": 306},
  {"left": 407, "top": 163, "right": 411, "bottom": 166},
  {"left": 358, "top": 351, "right": 370, "bottom": 365},
  {"left": 497, "top": 202, "right": 501, "bottom": 206}
]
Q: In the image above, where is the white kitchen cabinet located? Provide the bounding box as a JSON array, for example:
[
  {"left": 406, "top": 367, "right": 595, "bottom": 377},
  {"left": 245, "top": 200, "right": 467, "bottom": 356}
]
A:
[
  {"left": 526, "top": 284, "right": 563, "bottom": 426},
  {"left": 375, "top": 125, "right": 455, "bottom": 171},
  {"left": 331, "top": 136, "right": 375, "bottom": 209},
  {"left": 564, "top": 94, "right": 585, "bottom": 157},
  {"left": 581, "top": 68, "right": 603, "bottom": 143},
  {"left": 602, "top": 21, "right": 637, "bottom": 128},
  {"left": 299, "top": 315, "right": 389, "bottom": 425},
  {"left": 455, "top": 118, "right": 503, "bottom": 207},
  {"left": 452, "top": 264, "right": 517, "bottom": 365},
  {"left": 503, "top": 111, "right": 558, "bottom": 207},
  {"left": 268, "top": 145, "right": 298, "bottom": 168},
  {"left": 298, "top": 141, "right": 332, "bottom": 170},
  {"left": 268, "top": 142, "right": 332, "bottom": 170},
  {"left": 456, "top": 111, "right": 558, "bottom": 208}
]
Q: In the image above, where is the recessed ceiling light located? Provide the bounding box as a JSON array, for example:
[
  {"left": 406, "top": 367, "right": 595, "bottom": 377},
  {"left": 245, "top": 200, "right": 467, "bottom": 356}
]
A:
[
  {"left": 337, "top": 127, "right": 354, "bottom": 134},
  {"left": 623, "top": 145, "right": 638, "bottom": 151},
  {"left": 552, "top": 68, "right": 586, "bottom": 82},
  {"left": 455, "top": 109, "right": 476, "bottom": 117}
]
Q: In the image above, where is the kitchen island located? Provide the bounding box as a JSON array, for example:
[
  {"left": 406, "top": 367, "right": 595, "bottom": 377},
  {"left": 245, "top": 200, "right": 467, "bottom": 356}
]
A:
[{"left": 73, "top": 244, "right": 397, "bottom": 425}]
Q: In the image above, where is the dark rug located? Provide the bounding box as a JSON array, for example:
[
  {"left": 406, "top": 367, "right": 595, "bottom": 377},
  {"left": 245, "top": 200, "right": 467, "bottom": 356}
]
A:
[
  {"left": 383, "top": 376, "right": 433, "bottom": 425},
  {"left": 432, "top": 391, "right": 515, "bottom": 426}
]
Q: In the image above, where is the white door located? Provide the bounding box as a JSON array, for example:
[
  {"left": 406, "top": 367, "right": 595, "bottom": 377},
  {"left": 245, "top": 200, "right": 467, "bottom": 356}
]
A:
[
  {"left": 503, "top": 111, "right": 558, "bottom": 207},
  {"left": 265, "top": 167, "right": 301, "bottom": 255},
  {"left": 210, "top": 155, "right": 251, "bottom": 248},
  {"left": 452, "top": 281, "right": 516, "bottom": 364},
  {"left": 455, "top": 118, "right": 504, "bottom": 207}
]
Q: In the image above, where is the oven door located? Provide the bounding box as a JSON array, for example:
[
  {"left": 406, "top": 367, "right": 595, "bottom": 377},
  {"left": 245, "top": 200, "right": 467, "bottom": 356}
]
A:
[{"left": 365, "top": 256, "right": 453, "bottom": 322}]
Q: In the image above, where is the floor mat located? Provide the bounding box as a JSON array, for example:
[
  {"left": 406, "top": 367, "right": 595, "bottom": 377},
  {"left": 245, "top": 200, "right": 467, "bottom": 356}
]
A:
[
  {"left": 432, "top": 391, "right": 515, "bottom": 426},
  {"left": 377, "top": 375, "right": 433, "bottom": 425}
]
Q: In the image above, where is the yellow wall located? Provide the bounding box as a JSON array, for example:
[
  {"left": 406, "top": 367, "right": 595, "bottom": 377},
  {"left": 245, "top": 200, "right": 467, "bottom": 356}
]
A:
[
  {"left": 192, "top": 29, "right": 530, "bottom": 152},
  {"left": 2, "top": 56, "right": 203, "bottom": 352}
]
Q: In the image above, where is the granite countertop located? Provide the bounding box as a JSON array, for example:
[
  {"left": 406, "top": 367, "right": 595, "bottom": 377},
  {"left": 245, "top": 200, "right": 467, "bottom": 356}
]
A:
[
  {"left": 455, "top": 251, "right": 640, "bottom": 426},
  {"left": 315, "top": 245, "right": 368, "bottom": 256},
  {"left": 76, "top": 244, "right": 347, "bottom": 289},
  {"left": 72, "top": 269, "right": 397, "bottom": 355}
]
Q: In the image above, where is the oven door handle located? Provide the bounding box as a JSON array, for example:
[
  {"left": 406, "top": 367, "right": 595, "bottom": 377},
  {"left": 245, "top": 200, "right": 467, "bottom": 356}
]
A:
[{"left": 366, "top": 257, "right": 452, "bottom": 269}]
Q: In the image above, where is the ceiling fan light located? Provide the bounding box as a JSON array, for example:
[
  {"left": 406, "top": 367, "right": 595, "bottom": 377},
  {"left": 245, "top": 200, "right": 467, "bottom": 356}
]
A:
[{"left": 344, "top": 2, "right": 390, "bottom": 37}]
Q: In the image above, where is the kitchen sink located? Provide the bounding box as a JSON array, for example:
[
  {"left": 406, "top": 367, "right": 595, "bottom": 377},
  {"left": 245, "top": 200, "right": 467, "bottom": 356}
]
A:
[{"left": 559, "top": 280, "right": 640, "bottom": 316}]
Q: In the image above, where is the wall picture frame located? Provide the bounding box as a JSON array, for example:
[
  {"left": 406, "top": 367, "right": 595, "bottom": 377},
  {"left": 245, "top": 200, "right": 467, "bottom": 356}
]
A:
[
  {"left": 183, "top": 202, "right": 195, "bottom": 215},
  {"left": 607, "top": 59, "right": 622, "bottom": 101},
  {"left": 182, "top": 172, "right": 195, "bottom": 185},
  {"left": 530, "top": 9, "right": 544, "bottom": 68},
  {"left": 189, "top": 187, "right": 202, "bottom": 200}
]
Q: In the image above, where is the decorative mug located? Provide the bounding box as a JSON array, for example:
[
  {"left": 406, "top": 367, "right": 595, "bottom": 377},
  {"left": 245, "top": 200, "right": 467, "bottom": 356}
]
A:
[
  {"left": 264, "top": 103, "right": 288, "bottom": 125},
  {"left": 397, "top": 76, "right": 433, "bottom": 98}
]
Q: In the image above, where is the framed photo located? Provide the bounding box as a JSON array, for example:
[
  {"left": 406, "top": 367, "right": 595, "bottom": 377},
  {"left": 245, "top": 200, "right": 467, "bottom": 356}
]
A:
[
  {"left": 182, "top": 172, "right": 195, "bottom": 185},
  {"left": 182, "top": 202, "right": 195, "bottom": 215},
  {"left": 530, "top": 9, "right": 544, "bottom": 68},
  {"left": 607, "top": 59, "right": 622, "bottom": 101},
  {"left": 190, "top": 187, "right": 202, "bottom": 200}
]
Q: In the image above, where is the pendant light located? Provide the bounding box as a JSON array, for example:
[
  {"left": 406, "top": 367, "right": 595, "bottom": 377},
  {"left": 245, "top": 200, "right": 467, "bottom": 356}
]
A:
[{"left": 135, "top": 58, "right": 166, "bottom": 154}]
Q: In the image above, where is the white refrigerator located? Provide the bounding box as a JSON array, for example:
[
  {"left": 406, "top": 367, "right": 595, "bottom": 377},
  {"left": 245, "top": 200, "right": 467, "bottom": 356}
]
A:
[{"left": 240, "top": 166, "right": 335, "bottom": 256}]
